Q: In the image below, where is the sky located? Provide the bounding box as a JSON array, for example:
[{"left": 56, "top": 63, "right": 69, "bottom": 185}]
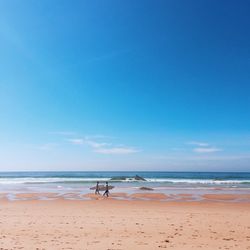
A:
[{"left": 0, "top": 0, "right": 250, "bottom": 171}]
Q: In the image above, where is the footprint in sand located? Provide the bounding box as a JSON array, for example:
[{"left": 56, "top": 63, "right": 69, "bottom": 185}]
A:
[
  {"left": 163, "top": 240, "right": 170, "bottom": 243},
  {"left": 223, "top": 238, "right": 234, "bottom": 241}
]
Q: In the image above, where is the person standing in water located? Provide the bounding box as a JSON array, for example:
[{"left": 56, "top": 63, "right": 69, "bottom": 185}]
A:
[
  {"left": 103, "top": 181, "right": 109, "bottom": 197},
  {"left": 95, "top": 181, "right": 100, "bottom": 195}
]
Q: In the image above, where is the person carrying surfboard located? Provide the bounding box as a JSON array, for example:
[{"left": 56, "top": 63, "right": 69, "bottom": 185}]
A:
[
  {"left": 95, "top": 181, "right": 100, "bottom": 195},
  {"left": 103, "top": 181, "right": 109, "bottom": 197}
]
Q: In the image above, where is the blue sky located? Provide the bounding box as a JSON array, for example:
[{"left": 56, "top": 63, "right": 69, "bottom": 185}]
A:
[{"left": 0, "top": 0, "right": 249, "bottom": 171}]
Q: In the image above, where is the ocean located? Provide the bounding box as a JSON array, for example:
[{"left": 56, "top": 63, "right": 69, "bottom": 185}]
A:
[{"left": 0, "top": 171, "right": 250, "bottom": 197}]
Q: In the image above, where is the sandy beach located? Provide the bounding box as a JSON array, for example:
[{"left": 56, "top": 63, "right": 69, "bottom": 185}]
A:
[{"left": 0, "top": 194, "right": 249, "bottom": 250}]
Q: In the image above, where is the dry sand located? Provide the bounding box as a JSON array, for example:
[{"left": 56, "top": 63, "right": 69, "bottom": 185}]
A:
[{"left": 0, "top": 195, "right": 249, "bottom": 250}]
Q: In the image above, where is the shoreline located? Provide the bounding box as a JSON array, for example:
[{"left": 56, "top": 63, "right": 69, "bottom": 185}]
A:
[{"left": 1, "top": 192, "right": 250, "bottom": 203}]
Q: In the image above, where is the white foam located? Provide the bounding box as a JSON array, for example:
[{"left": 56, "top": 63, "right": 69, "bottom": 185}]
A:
[
  {"left": 0, "top": 177, "right": 249, "bottom": 185},
  {"left": 0, "top": 177, "right": 110, "bottom": 185},
  {"left": 144, "top": 178, "right": 250, "bottom": 184}
]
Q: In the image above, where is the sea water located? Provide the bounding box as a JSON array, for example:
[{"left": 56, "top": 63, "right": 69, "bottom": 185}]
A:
[{"left": 0, "top": 171, "right": 250, "bottom": 196}]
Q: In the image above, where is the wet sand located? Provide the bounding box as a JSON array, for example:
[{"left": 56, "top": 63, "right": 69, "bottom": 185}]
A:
[
  {"left": 0, "top": 195, "right": 249, "bottom": 249},
  {"left": 130, "top": 193, "right": 168, "bottom": 200},
  {"left": 4, "top": 192, "right": 250, "bottom": 202}
]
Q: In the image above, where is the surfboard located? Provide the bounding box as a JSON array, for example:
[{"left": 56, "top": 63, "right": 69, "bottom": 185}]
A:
[{"left": 90, "top": 185, "right": 114, "bottom": 191}]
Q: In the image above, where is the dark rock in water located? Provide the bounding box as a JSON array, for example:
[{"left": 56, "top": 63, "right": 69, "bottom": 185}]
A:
[
  {"left": 109, "top": 175, "right": 146, "bottom": 181},
  {"left": 134, "top": 175, "right": 146, "bottom": 181},
  {"left": 90, "top": 185, "right": 114, "bottom": 191},
  {"left": 139, "top": 187, "right": 154, "bottom": 191}
]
